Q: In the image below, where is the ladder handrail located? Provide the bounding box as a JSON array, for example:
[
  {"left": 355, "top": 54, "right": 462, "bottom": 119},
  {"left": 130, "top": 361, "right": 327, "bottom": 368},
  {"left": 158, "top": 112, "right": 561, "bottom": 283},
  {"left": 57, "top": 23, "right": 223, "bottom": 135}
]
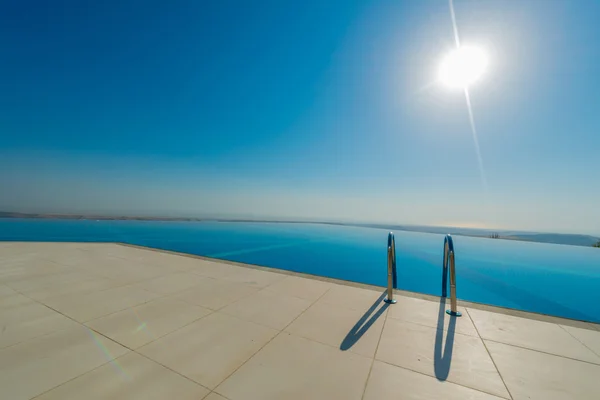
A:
[
  {"left": 384, "top": 232, "right": 397, "bottom": 304},
  {"left": 443, "top": 234, "right": 461, "bottom": 317}
]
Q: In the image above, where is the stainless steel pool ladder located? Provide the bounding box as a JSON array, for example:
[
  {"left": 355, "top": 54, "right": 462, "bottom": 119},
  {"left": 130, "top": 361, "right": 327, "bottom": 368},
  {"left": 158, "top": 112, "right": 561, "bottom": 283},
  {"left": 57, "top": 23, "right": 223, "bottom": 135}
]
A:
[
  {"left": 443, "top": 234, "right": 461, "bottom": 317},
  {"left": 384, "top": 232, "right": 397, "bottom": 304}
]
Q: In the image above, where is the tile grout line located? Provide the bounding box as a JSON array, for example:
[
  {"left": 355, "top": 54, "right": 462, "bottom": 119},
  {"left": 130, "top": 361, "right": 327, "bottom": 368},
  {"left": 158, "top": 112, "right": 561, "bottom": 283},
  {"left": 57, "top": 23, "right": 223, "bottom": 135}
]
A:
[
  {"left": 557, "top": 324, "right": 600, "bottom": 359},
  {"left": 13, "top": 291, "right": 163, "bottom": 400},
  {"left": 386, "top": 314, "right": 480, "bottom": 338},
  {"left": 134, "top": 351, "right": 214, "bottom": 393},
  {"left": 361, "top": 302, "right": 509, "bottom": 400},
  {"left": 16, "top": 285, "right": 216, "bottom": 396},
  {"left": 122, "top": 306, "right": 217, "bottom": 350},
  {"left": 466, "top": 308, "right": 514, "bottom": 400},
  {"left": 360, "top": 300, "right": 389, "bottom": 400},
  {"left": 375, "top": 358, "right": 512, "bottom": 400},
  {"left": 482, "top": 337, "right": 600, "bottom": 366},
  {"left": 211, "top": 285, "right": 334, "bottom": 396},
  {"left": 202, "top": 390, "right": 232, "bottom": 400},
  {"left": 29, "top": 350, "right": 135, "bottom": 400},
  {"left": 57, "top": 309, "right": 216, "bottom": 395}
]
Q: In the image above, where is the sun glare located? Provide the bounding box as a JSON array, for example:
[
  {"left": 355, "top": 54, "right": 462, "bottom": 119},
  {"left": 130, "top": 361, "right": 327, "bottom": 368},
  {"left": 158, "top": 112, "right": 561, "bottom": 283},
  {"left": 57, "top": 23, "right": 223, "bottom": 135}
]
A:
[{"left": 439, "top": 46, "right": 488, "bottom": 88}]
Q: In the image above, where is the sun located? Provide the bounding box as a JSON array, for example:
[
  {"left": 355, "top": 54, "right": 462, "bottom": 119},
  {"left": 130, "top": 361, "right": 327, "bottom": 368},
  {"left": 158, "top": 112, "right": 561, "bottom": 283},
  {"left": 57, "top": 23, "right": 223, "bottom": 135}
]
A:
[{"left": 439, "top": 46, "right": 488, "bottom": 88}]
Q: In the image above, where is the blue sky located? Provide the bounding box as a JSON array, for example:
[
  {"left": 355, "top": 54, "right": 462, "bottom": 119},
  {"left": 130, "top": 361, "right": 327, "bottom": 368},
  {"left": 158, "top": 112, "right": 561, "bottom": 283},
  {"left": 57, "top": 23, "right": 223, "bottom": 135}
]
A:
[{"left": 1, "top": 0, "right": 599, "bottom": 235}]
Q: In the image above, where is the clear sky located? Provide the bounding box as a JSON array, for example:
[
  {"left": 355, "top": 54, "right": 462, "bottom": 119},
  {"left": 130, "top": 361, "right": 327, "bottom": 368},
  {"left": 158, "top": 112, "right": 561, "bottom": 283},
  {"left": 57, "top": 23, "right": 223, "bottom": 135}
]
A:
[{"left": 1, "top": 0, "right": 599, "bottom": 235}]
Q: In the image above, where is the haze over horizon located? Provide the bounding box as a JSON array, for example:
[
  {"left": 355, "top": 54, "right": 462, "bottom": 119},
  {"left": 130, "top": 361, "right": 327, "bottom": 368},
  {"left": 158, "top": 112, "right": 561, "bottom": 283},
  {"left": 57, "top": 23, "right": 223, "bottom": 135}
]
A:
[{"left": 1, "top": 1, "right": 599, "bottom": 236}]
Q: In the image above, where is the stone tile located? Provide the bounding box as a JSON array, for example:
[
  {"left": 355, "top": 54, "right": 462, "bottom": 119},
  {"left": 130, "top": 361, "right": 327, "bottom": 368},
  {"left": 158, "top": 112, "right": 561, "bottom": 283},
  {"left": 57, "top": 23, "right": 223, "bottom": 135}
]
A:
[
  {"left": 173, "top": 277, "right": 259, "bottom": 310},
  {"left": 264, "top": 275, "right": 331, "bottom": 301},
  {"left": 221, "top": 267, "right": 286, "bottom": 288},
  {"left": 86, "top": 297, "right": 212, "bottom": 349},
  {"left": 205, "top": 393, "right": 229, "bottom": 400},
  {"left": 216, "top": 333, "right": 371, "bottom": 400},
  {"left": 561, "top": 325, "right": 600, "bottom": 357},
  {"left": 0, "top": 324, "right": 129, "bottom": 400},
  {"left": 25, "top": 275, "right": 118, "bottom": 301},
  {"left": 7, "top": 269, "right": 91, "bottom": 293},
  {"left": 0, "top": 291, "right": 36, "bottom": 310},
  {"left": 388, "top": 296, "right": 478, "bottom": 336},
  {"left": 0, "top": 283, "right": 17, "bottom": 296},
  {"left": 86, "top": 257, "right": 171, "bottom": 284},
  {"left": 142, "top": 253, "right": 208, "bottom": 272},
  {"left": 285, "top": 297, "right": 387, "bottom": 357},
  {"left": 136, "top": 272, "right": 209, "bottom": 295},
  {"left": 0, "top": 302, "right": 80, "bottom": 348},
  {"left": 158, "top": 256, "right": 277, "bottom": 288},
  {"left": 35, "top": 352, "right": 210, "bottom": 400},
  {"left": 468, "top": 308, "right": 600, "bottom": 364},
  {"left": 318, "top": 284, "right": 384, "bottom": 311},
  {"left": 42, "top": 284, "right": 161, "bottom": 322},
  {"left": 376, "top": 319, "right": 509, "bottom": 399},
  {"left": 0, "top": 262, "right": 73, "bottom": 286},
  {"left": 364, "top": 360, "right": 505, "bottom": 400},
  {"left": 486, "top": 340, "right": 600, "bottom": 400},
  {"left": 138, "top": 312, "right": 278, "bottom": 389},
  {"left": 190, "top": 261, "right": 250, "bottom": 280},
  {"left": 220, "top": 289, "right": 312, "bottom": 330}
]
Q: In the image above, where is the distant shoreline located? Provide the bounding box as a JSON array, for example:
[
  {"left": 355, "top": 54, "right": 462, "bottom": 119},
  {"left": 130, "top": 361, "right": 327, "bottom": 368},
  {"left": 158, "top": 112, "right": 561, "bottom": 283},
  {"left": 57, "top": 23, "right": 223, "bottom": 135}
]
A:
[{"left": 1, "top": 211, "right": 598, "bottom": 248}]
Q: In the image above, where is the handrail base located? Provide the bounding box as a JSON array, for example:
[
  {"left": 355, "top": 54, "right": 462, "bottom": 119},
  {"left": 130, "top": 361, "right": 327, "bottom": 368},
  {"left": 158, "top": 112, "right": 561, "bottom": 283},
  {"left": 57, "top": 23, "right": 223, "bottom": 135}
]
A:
[
  {"left": 384, "top": 298, "right": 397, "bottom": 304},
  {"left": 446, "top": 309, "right": 462, "bottom": 317}
]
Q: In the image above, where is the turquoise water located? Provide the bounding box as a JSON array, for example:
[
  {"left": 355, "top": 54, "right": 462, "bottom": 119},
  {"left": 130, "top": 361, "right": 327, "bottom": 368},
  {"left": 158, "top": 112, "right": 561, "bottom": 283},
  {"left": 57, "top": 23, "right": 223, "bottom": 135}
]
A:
[{"left": 1, "top": 218, "right": 599, "bottom": 323}]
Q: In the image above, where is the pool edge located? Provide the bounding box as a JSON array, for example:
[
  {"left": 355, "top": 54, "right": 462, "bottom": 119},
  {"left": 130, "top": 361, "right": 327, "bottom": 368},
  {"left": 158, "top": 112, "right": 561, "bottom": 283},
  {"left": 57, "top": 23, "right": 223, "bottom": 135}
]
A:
[{"left": 114, "top": 241, "right": 600, "bottom": 332}]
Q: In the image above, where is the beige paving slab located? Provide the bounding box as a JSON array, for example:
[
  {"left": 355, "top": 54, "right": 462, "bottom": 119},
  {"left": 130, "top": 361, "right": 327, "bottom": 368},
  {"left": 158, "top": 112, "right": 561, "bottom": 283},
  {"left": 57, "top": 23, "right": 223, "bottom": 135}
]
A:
[
  {"left": 0, "top": 283, "right": 17, "bottom": 296},
  {"left": 205, "top": 393, "right": 229, "bottom": 400},
  {"left": 138, "top": 312, "right": 278, "bottom": 389},
  {"left": 376, "top": 319, "right": 509, "bottom": 399},
  {"left": 137, "top": 251, "right": 209, "bottom": 272},
  {"left": 86, "top": 256, "right": 172, "bottom": 284},
  {"left": 42, "top": 247, "right": 103, "bottom": 267},
  {"left": 0, "top": 324, "right": 129, "bottom": 400},
  {"left": 285, "top": 296, "right": 387, "bottom": 357},
  {"left": 264, "top": 275, "right": 331, "bottom": 301},
  {"left": 486, "top": 340, "right": 600, "bottom": 400},
  {"left": 364, "top": 360, "right": 505, "bottom": 400},
  {"left": 86, "top": 297, "right": 212, "bottom": 349},
  {"left": 188, "top": 258, "right": 286, "bottom": 288},
  {"left": 42, "top": 284, "right": 161, "bottom": 322},
  {"left": 25, "top": 275, "right": 119, "bottom": 301},
  {"left": 173, "top": 276, "right": 260, "bottom": 310},
  {"left": 0, "top": 262, "right": 73, "bottom": 285},
  {"left": 136, "top": 272, "right": 210, "bottom": 295},
  {"left": 561, "top": 324, "right": 600, "bottom": 357},
  {"left": 0, "top": 301, "right": 80, "bottom": 348},
  {"left": 318, "top": 284, "right": 383, "bottom": 311},
  {"left": 220, "top": 266, "right": 286, "bottom": 288},
  {"left": 82, "top": 244, "right": 156, "bottom": 262},
  {"left": 35, "top": 352, "right": 210, "bottom": 400},
  {"left": 388, "top": 296, "right": 478, "bottom": 336},
  {"left": 216, "top": 332, "right": 372, "bottom": 400},
  {"left": 4, "top": 269, "right": 86, "bottom": 292},
  {"left": 468, "top": 308, "right": 600, "bottom": 364},
  {"left": 0, "top": 291, "right": 36, "bottom": 310},
  {"left": 220, "top": 289, "right": 312, "bottom": 330},
  {"left": 190, "top": 260, "right": 252, "bottom": 280}
]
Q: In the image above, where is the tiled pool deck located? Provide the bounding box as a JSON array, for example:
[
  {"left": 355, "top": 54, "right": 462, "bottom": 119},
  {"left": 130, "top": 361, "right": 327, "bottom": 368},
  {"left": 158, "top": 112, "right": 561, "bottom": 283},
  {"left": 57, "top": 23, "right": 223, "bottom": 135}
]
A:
[{"left": 1, "top": 242, "right": 599, "bottom": 400}]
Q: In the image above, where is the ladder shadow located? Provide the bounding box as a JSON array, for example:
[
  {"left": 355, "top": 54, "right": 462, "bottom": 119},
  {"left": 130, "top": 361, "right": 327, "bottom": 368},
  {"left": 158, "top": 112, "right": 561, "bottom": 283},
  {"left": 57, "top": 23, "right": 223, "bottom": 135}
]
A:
[
  {"left": 340, "top": 291, "right": 389, "bottom": 351},
  {"left": 434, "top": 297, "right": 457, "bottom": 380}
]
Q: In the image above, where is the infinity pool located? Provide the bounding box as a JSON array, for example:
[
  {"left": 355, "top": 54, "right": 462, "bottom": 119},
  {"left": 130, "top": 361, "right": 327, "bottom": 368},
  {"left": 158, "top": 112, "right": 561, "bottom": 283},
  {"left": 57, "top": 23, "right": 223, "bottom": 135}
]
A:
[{"left": 2, "top": 219, "right": 599, "bottom": 323}]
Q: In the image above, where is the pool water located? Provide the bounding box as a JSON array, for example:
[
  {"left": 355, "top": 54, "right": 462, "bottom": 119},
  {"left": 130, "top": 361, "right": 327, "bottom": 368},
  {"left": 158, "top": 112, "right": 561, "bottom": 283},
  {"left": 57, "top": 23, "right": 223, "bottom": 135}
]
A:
[{"left": 1, "top": 219, "right": 599, "bottom": 323}]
